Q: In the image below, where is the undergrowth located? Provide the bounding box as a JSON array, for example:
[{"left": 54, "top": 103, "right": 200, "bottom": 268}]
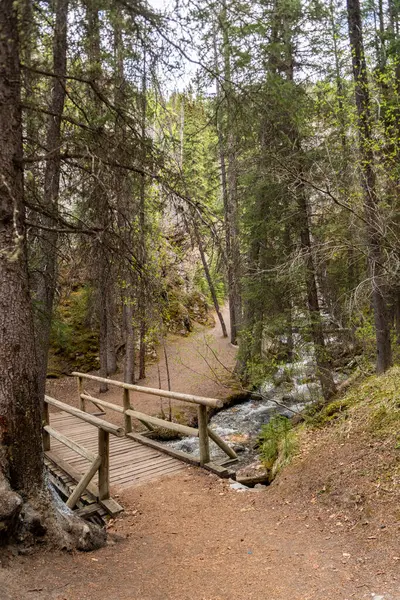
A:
[
  {"left": 258, "top": 415, "right": 297, "bottom": 472},
  {"left": 305, "top": 398, "right": 353, "bottom": 428},
  {"left": 303, "top": 366, "right": 400, "bottom": 441},
  {"left": 266, "top": 367, "right": 400, "bottom": 483}
]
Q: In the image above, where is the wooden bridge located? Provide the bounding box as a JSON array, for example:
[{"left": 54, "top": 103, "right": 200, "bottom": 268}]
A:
[{"left": 44, "top": 372, "right": 238, "bottom": 519}]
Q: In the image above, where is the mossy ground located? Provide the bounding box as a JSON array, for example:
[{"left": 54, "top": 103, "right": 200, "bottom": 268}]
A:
[{"left": 268, "top": 367, "right": 400, "bottom": 482}]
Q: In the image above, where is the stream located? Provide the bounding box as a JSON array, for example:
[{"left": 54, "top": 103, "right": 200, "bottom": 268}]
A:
[{"left": 165, "top": 337, "right": 345, "bottom": 464}]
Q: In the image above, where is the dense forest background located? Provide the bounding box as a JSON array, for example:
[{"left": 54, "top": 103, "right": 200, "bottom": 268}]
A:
[
  {"left": 16, "top": 0, "right": 400, "bottom": 401},
  {"left": 2, "top": 0, "right": 400, "bottom": 544}
]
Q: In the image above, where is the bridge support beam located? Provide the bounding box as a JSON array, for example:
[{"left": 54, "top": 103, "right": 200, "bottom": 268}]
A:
[
  {"left": 98, "top": 429, "right": 110, "bottom": 500},
  {"left": 198, "top": 405, "right": 210, "bottom": 465}
]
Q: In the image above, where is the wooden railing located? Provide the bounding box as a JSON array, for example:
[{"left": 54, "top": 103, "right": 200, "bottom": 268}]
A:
[
  {"left": 44, "top": 395, "right": 124, "bottom": 510},
  {"left": 72, "top": 372, "right": 238, "bottom": 467}
]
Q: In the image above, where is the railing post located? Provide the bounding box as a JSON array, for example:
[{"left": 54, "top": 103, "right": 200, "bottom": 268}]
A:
[
  {"left": 98, "top": 429, "right": 110, "bottom": 500},
  {"left": 77, "top": 376, "right": 85, "bottom": 412},
  {"left": 43, "top": 400, "right": 51, "bottom": 451},
  {"left": 198, "top": 405, "right": 210, "bottom": 466},
  {"left": 123, "top": 388, "right": 132, "bottom": 433}
]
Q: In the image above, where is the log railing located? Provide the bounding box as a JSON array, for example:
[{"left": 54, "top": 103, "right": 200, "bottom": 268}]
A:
[
  {"left": 44, "top": 395, "right": 124, "bottom": 509},
  {"left": 71, "top": 371, "right": 238, "bottom": 466}
]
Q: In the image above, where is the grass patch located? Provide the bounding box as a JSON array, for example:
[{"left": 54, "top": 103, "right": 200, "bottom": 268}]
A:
[{"left": 259, "top": 416, "right": 298, "bottom": 474}]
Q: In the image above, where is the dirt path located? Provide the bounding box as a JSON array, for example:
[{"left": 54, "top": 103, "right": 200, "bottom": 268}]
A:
[
  {"left": 46, "top": 305, "right": 237, "bottom": 426},
  {"left": 2, "top": 309, "right": 399, "bottom": 600},
  {"left": 1, "top": 466, "right": 399, "bottom": 600}
]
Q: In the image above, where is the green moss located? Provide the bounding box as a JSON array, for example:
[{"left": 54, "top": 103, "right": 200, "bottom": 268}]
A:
[
  {"left": 49, "top": 285, "right": 99, "bottom": 374},
  {"left": 304, "top": 367, "right": 400, "bottom": 439},
  {"left": 306, "top": 398, "right": 352, "bottom": 428}
]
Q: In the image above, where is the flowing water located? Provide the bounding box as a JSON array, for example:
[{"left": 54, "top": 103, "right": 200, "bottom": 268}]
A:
[{"left": 165, "top": 337, "right": 337, "bottom": 461}]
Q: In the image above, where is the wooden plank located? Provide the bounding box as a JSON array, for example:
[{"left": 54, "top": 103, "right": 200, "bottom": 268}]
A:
[
  {"left": 72, "top": 372, "right": 223, "bottom": 408},
  {"left": 198, "top": 405, "right": 210, "bottom": 466},
  {"left": 45, "top": 396, "right": 124, "bottom": 436},
  {"left": 112, "top": 463, "right": 185, "bottom": 484},
  {"left": 207, "top": 427, "right": 238, "bottom": 459},
  {"left": 67, "top": 456, "right": 101, "bottom": 509},
  {"left": 126, "top": 432, "right": 201, "bottom": 466},
  {"left": 51, "top": 439, "right": 155, "bottom": 459},
  {"left": 75, "top": 503, "right": 103, "bottom": 518},
  {"left": 78, "top": 375, "right": 84, "bottom": 411},
  {"left": 203, "top": 462, "right": 230, "bottom": 478},
  {"left": 110, "top": 451, "right": 164, "bottom": 467},
  {"left": 46, "top": 451, "right": 99, "bottom": 497},
  {"left": 43, "top": 401, "right": 51, "bottom": 451},
  {"left": 81, "top": 393, "right": 124, "bottom": 414},
  {"left": 125, "top": 410, "right": 198, "bottom": 437},
  {"left": 98, "top": 429, "right": 110, "bottom": 501},
  {"left": 47, "top": 451, "right": 122, "bottom": 515},
  {"left": 220, "top": 457, "right": 239, "bottom": 466},
  {"left": 44, "top": 426, "right": 98, "bottom": 462},
  {"left": 110, "top": 456, "right": 180, "bottom": 478},
  {"left": 123, "top": 389, "right": 132, "bottom": 433},
  {"left": 66, "top": 448, "right": 160, "bottom": 470},
  {"left": 113, "top": 464, "right": 185, "bottom": 487},
  {"left": 47, "top": 471, "right": 71, "bottom": 500},
  {"left": 100, "top": 498, "right": 123, "bottom": 517}
]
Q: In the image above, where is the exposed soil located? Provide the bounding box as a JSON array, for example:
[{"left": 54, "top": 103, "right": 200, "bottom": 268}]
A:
[
  {"left": 1, "top": 309, "right": 399, "bottom": 600},
  {"left": 46, "top": 305, "right": 238, "bottom": 427},
  {"left": 1, "top": 454, "right": 399, "bottom": 600}
]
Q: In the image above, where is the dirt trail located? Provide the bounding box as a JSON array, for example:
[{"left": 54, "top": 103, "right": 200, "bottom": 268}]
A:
[
  {"left": 2, "top": 465, "right": 399, "bottom": 600},
  {"left": 46, "top": 305, "right": 237, "bottom": 425},
  {"left": 2, "top": 309, "right": 399, "bottom": 600}
]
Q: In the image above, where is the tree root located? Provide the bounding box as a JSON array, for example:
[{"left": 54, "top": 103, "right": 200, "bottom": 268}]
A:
[{"left": 0, "top": 473, "right": 106, "bottom": 551}]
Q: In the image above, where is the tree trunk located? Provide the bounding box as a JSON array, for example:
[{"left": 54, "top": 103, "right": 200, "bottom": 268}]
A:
[
  {"left": 193, "top": 215, "right": 228, "bottom": 337},
  {"left": 347, "top": 0, "right": 392, "bottom": 373},
  {"left": 270, "top": 0, "right": 337, "bottom": 400},
  {"left": 297, "top": 190, "right": 337, "bottom": 401},
  {"left": 33, "top": 0, "right": 68, "bottom": 401},
  {"left": 0, "top": 0, "right": 44, "bottom": 502},
  {"left": 98, "top": 267, "right": 109, "bottom": 392},
  {"left": 86, "top": 0, "right": 114, "bottom": 392},
  {"left": 138, "top": 50, "right": 148, "bottom": 380},
  {"left": 0, "top": 0, "right": 105, "bottom": 549},
  {"left": 213, "top": 17, "right": 241, "bottom": 345},
  {"left": 123, "top": 303, "right": 135, "bottom": 384},
  {"left": 106, "top": 288, "right": 117, "bottom": 375}
]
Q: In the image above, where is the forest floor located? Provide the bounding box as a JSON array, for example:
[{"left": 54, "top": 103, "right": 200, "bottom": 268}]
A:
[
  {"left": 1, "top": 309, "right": 400, "bottom": 600},
  {"left": 45, "top": 304, "right": 238, "bottom": 427}
]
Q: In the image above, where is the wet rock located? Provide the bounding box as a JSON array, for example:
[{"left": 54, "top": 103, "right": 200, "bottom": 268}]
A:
[{"left": 233, "top": 444, "right": 246, "bottom": 453}]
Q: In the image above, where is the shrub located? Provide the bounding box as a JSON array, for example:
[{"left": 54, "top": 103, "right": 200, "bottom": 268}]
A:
[{"left": 258, "top": 415, "right": 297, "bottom": 470}]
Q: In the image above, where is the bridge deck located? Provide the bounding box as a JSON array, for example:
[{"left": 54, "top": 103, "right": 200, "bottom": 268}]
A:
[{"left": 48, "top": 411, "right": 186, "bottom": 489}]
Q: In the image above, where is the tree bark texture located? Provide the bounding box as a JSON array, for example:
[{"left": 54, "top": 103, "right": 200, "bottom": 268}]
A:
[
  {"left": 0, "top": 0, "right": 107, "bottom": 550},
  {"left": 297, "top": 190, "right": 337, "bottom": 401},
  {"left": 0, "top": 0, "right": 44, "bottom": 498}
]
